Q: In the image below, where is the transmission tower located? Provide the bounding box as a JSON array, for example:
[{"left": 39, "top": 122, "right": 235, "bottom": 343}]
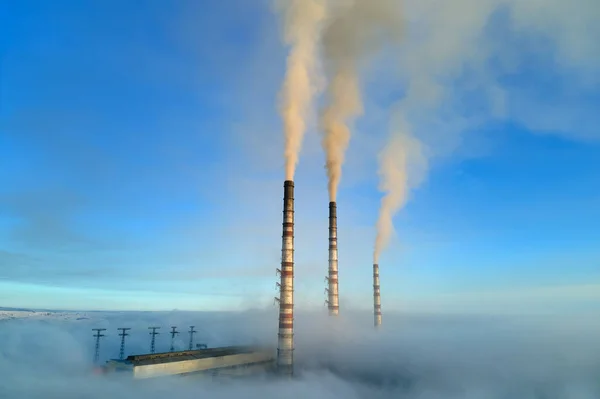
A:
[
  {"left": 117, "top": 328, "right": 131, "bottom": 360},
  {"left": 148, "top": 327, "right": 160, "bottom": 354},
  {"left": 188, "top": 326, "right": 197, "bottom": 350},
  {"left": 169, "top": 326, "right": 179, "bottom": 352},
  {"left": 92, "top": 328, "right": 106, "bottom": 364}
]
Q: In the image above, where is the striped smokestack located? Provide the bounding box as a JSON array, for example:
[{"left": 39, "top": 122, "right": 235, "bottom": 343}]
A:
[
  {"left": 276, "top": 180, "right": 295, "bottom": 376},
  {"left": 326, "top": 201, "right": 339, "bottom": 315},
  {"left": 373, "top": 263, "right": 382, "bottom": 327}
]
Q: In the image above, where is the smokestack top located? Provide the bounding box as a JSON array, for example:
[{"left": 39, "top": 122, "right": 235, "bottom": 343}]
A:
[
  {"left": 284, "top": 180, "right": 294, "bottom": 202},
  {"left": 329, "top": 201, "right": 337, "bottom": 218},
  {"left": 327, "top": 200, "right": 339, "bottom": 316},
  {"left": 373, "top": 263, "right": 379, "bottom": 267}
]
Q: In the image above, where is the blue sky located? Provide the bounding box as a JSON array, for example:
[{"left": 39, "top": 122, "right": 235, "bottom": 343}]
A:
[{"left": 1, "top": 0, "right": 599, "bottom": 313}]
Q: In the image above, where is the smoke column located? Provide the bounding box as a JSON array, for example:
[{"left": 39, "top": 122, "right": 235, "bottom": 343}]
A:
[
  {"left": 320, "top": 0, "right": 402, "bottom": 201},
  {"left": 276, "top": 180, "right": 295, "bottom": 376},
  {"left": 373, "top": 263, "right": 381, "bottom": 327},
  {"left": 277, "top": 0, "right": 326, "bottom": 180},
  {"left": 373, "top": 130, "right": 427, "bottom": 264},
  {"left": 373, "top": 134, "right": 410, "bottom": 264},
  {"left": 274, "top": 0, "right": 325, "bottom": 376},
  {"left": 320, "top": 70, "right": 361, "bottom": 201},
  {"left": 372, "top": 130, "right": 425, "bottom": 329},
  {"left": 326, "top": 201, "right": 339, "bottom": 316}
]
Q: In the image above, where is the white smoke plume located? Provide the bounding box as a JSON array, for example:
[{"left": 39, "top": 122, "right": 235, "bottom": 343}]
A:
[
  {"left": 320, "top": 0, "right": 402, "bottom": 201},
  {"left": 276, "top": 0, "right": 327, "bottom": 181},
  {"left": 373, "top": 122, "right": 427, "bottom": 263},
  {"left": 372, "top": 0, "right": 599, "bottom": 262}
]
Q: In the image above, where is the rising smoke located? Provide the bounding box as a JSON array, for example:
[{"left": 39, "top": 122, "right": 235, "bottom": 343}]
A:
[
  {"left": 276, "top": 0, "right": 327, "bottom": 181},
  {"left": 320, "top": 0, "right": 402, "bottom": 201},
  {"left": 373, "top": 123, "right": 427, "bottom": 263},
  {"left": 373, "top": 0, "right": 600, "bottom": 262}
]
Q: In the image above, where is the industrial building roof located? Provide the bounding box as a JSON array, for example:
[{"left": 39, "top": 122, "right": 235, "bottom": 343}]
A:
[{"left": 123, "top": 346, "right": 263, "bottom": 366}]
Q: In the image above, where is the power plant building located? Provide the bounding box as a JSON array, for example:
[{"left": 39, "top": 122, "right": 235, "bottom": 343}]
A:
[{"left": 104, "top": 346, "right": 274, "bottom": 379}]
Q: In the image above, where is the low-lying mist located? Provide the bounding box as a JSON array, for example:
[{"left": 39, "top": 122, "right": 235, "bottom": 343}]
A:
[{"left": 1, "top": 310, "right": 599, "bottom": 398}]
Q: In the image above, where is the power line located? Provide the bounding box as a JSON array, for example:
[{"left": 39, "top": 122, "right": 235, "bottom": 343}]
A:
[{"left": 117, "top": 328, "right": 131, "bottom": 360}]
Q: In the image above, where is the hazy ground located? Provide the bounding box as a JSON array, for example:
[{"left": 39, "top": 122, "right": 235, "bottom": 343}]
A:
[{"left": 1, "top": 308, "right": 599, "bottom": 398}]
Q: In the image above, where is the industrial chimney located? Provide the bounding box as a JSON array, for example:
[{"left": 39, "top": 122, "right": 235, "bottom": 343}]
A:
[
  {"left": 373, "top": 263, "right": 382, "bottom": 327},
  {"left": 276, "top": 180, "right": 294, "bottom": 376},
  {"left": 326, "top": 202, "right": 339, "bottom": 316}
]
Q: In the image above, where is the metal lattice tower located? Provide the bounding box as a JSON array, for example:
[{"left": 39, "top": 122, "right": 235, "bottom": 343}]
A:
[
  {"left": 92, "top": 328, "right": 106, "bottom": 364},
  {"left": 148, "top": 327, "right": 160, "bottom": 354},
  {"left": 188, "top": 326, "right": 197, "bottom": 351},
  {"left": 117, "top": 328, "right": 131, "bottom": 360},
  {"left": 169, "top": 326, "right": 179, "bottom": 352}
]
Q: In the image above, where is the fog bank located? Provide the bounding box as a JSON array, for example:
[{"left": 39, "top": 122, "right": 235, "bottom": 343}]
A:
[{"left": 1, "top": 310, "right": 599, "bottom": 398}]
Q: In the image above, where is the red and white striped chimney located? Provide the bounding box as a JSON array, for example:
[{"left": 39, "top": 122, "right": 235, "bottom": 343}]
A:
[
  {"left": 326, "top": 202, "right": 339, "bottom": 316},
  {"left": 276, "top": 180, "right": 294, "bottom": 376},
  {"left": 373, "top": 263, "right": 382, "bottom": 327}
]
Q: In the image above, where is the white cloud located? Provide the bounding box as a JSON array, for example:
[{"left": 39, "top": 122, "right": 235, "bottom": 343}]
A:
[{"left": 395, "top": 0, "right": 600, "bottom": 155}]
